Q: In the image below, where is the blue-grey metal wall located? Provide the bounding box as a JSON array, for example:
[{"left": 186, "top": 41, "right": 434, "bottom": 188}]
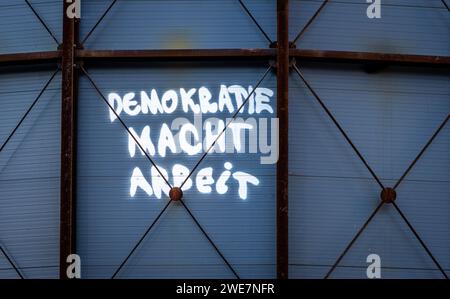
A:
[
  {"left": 0, "top": 1, "right": 62, "bottom": 54},
  {"left": 0, "top": 67, "right": 61, "bottom": 278},
  {"left": 289, "top": 63, "right": 450, "bottom": 278},
  {"left": 0, "top": 0, "right": 62, "bottom": 279},
  {"left": 76, "top": 65, "right": 277, "bottom": 278},
  {"left": 81, "top": 0, "right": 276, "bottom": 49},
  {"left": 75, "top": 0, "right": 278, "bottom": 279},
  {"left": 289, "top": 0, "right": 450, "bottom": 278},
  {"left": 290, "top": 0, "right": 450, "bottom": 56}
]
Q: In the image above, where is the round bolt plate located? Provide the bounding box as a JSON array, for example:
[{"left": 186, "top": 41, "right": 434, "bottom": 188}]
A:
[
  {"left": 380, "top": 187, "right": 396, "bottom": 204},
  {"left": 169, "top": 187, "right": 183, "bottom": 201}
]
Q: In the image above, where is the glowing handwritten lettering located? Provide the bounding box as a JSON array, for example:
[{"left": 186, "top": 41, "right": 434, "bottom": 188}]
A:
[
  {"left": 108, "top": 85, "right": 274, "bottom": 120},
  {"left": 204, "top": 119, "right": 225, "bottom": 153},
  {"left": 127, "top": 117, "right": 276, "bottom": 160},
  {"left": 128, "top": 126, "right": 155, "bottom": 157},
  {"left": 179, "top": 123, "right": 202, "bottom": 155},
  {"left": 108, "top": 84, "right": 277, "bottom": 201},
  {"left": 129, "top": 163, "right": 259, "bottom": 200},
  {"left": 158, "top": 123, "right": 177, "bottom": 157}
]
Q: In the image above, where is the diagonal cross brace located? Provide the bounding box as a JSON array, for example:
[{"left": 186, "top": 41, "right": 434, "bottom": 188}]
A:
[
  {"left": 0, "top": 244, "right": 24, "bottom": 279},
  {"left": 81, "top": 0, "right": 118, "bottom": 46},
  {"left": 292, "top": 0, "right": 330, "bottom": 45},
  {"left": 82, "top": 66, "right": 275, "bottom": 279},
  {"left": 392, "top": 202, "right": 448, "bottom": 279},
  {"left": 111, "top": 200, "right": 173, "bottom": 279},
  {"left": 293, "top": 64, "right": 384, "bottom": 189},
  {"left": 0, "top": 69, "right": 60, "bottom": 159},
  {"left": 180, "top": 65, "right": 273, "bottom": 189},
  {"left": 324, "top": 202, "right": 384, "bottom": 279},
  {"left": 80, "top": 66, "right": 172, "bottom": 188},
  {"left": 238, "top": 0, "right": 274, "bottom": 45},
  {"left": 82, "top": 0, "right": 274, "bottom": 46},
  {"left": 24, "top": 0, "right": 60, "bottom": 45},
  {"left": 292, "top": 65, "right": 448, "bottom": 279}
]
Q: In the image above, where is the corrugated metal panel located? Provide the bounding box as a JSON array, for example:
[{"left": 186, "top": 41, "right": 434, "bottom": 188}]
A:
[
  {"left": 0, "top": 0, "right": 61, "bottom": 54},
  {"left": 76, "top": 63, "right": 277, "bottom": 278},
  {"left": 289, "top": 63, "right": 450, "bottom": 278},
  {"left": 0, "top": 0, "right": 446, "bottom": 280},
  {"left": 81, "top": 0, "right": 276, "bottom": 49},
  {"left": 290, "top": 0, "right": 450, "bottom": 56},
  {"left": 0, "top": 66, "right": 60, "bottom": 278}
]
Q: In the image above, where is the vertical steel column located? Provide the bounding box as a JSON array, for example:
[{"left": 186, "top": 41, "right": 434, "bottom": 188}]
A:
[
  {"left": 277, "top": 0, "right": 289, "bottom": 279},
  {"left": 60, "top": 0, "right": 79, "bottom": 279}
]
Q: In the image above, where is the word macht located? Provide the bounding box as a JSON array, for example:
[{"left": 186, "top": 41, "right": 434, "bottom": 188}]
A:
[
  {"left": 130, "top": 162, "right": 258, "bottom": 200},
  {"left": 107, "top": 85, "right": 274, "bottom": 121},
  {"left": 127, "top": 116, "right": 279, "bottom": 164}
]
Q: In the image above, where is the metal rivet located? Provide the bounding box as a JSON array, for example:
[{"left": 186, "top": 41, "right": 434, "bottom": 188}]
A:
[
  {"left": 169, "top": 187, "right": 183, "bottom": 201},
  {"left": 380, "top": 187, "right": 396, "bottom": 204}
]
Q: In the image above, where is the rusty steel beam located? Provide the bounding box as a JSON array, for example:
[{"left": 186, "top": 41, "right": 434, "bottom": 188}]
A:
[
  {"left": 75, "top": 49, "right": 450, "bottom": 67},
  {"left": 77, "top": 49, "right": 276, "bottom": 60},
  {"left": 277, "top": 0, "right": 289, "bottom": 280},
  {"left": 60, "top": 1, "right": 79, "bottom": 279},
  {"left": 1, "top": 49, "right": 449, "bottom": 68},
  {"left": 291, "top": 49, "right": 450, "bottom": 67},
  {"left": 0, "top": 51, "right": 60, "bottom": 66}
]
